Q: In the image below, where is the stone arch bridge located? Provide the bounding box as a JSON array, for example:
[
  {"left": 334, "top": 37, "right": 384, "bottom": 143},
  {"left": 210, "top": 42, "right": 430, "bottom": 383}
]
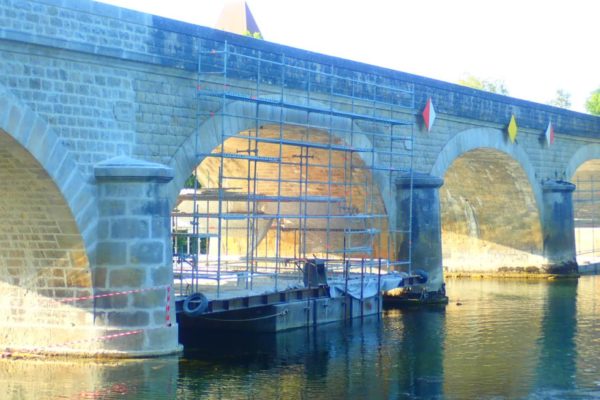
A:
[{"left": 1, "top": 0, "right": 599, "bottom": 356}]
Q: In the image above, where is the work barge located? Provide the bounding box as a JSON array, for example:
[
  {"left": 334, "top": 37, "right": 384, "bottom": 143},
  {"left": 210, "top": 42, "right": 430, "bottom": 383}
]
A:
[{"left": 171, "top": 41, "right": 436, "bottom": 341}]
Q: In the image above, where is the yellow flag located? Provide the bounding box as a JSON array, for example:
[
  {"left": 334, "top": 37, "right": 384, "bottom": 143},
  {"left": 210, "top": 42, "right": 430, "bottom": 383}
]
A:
[{"left": 507, "top": 115, "right": 518, "bottom": 143}]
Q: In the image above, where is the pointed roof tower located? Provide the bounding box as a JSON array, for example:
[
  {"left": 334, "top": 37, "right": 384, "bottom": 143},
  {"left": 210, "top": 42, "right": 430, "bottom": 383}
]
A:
[{"left": 216, "top": 0, "right": 263, "bottom": 38}]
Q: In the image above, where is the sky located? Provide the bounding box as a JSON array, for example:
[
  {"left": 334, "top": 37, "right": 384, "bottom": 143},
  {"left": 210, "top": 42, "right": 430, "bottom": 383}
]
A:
[{"left": 98, "top": 0, "right": 599, "bottom": 113}]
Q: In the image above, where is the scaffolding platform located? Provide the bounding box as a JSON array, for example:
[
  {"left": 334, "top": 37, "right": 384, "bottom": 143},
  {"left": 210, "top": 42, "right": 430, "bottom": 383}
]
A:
[{"left": 172, "top": 39, "right": 418, "bottom": 333}]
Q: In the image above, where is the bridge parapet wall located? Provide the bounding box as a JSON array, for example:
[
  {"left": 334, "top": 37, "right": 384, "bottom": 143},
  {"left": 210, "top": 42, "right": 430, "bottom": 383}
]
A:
[
  {"left": 0, "top": 0, "right": 598, "bottom": 178},
  {"left": 0, "top": 0, "right": 598, "bottom": 355}
]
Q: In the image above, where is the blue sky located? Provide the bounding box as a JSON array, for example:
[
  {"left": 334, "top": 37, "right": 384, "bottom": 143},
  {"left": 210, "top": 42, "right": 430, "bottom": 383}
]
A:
[{"left": 99, "top": 0, "right": 598, "bottom": 113}]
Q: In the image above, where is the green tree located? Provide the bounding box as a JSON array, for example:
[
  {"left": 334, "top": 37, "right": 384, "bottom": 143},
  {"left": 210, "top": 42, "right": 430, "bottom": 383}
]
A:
[
  {"left": 458, "top": 75, "right": 509, "bottom": 95},
  {"left": 244, "top": 30, "right": 263, "bottom": 40},
  {"left": 184, "top": 174, "right": 201, "bottom": 189},
  {"left": 585, "top": 88, "right": 600, "bottom": 115},
  {"left": 548, "top": 89, "right": 571, "bottom": 109}
]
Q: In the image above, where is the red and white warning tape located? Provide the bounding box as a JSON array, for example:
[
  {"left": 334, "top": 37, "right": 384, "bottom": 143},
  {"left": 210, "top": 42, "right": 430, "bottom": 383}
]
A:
[
  {"left": 48, "top": 329, "right": 144, "bottom": 349},
  {"left": 1, "top": 284, "right": 178, "bottom": 357},
  {"left": 1, "top": 329, "right": 144, "bottom": 358},
  {"left": 59, "top": 285, "right": 170, "bottom": 303},
  {"left": 165, "top": 286, "right": 172, "bottom": 327}
]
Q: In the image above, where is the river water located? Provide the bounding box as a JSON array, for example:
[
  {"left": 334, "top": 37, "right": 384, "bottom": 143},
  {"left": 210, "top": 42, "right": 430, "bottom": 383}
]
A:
[{"left": 1, "top": 276, "right": 600, "bottom": 399}]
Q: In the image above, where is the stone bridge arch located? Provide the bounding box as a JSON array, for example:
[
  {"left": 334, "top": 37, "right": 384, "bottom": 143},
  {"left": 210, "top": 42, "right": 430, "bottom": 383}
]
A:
[
  {"left": 0, "top": 86, "right": 98, "bottom": 252},
  {"left": 565, "top": 144, "right": 600, "bottom": 266},
  {"left": 0, "top": 85, "right": 99, "bottom": 353},
  {"left": 1, "top": 86, "right": 181, "bottom": 356},
  {"left": 565, "top": 144, "right": 600, "bottom": 181},
  {"left": 431, "top": 127, "right": 546, "bottom": 272},
  {"left": 167, "top": 99, "right": 383, "bottom": 208},
  {"left": 167, "top": 98, "right": 398, "bottom": 266},
  {"left": 431, "top": 127, "right": 543, "bottom": 211}
]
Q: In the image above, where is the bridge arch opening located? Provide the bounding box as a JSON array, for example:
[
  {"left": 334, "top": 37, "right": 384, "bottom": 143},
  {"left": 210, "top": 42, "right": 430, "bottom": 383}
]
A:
[
  {"left": 571, "top": 159, "right": 600, "bottom": 266},
  {"left": 0, "top": 130, "right": 93, "bottom": 349},
  {"left": 440, "top": 148, "right": 544, "bottom": 273},
  {"left": 171, "top": 123, "right": 395, "bottom": 296}
]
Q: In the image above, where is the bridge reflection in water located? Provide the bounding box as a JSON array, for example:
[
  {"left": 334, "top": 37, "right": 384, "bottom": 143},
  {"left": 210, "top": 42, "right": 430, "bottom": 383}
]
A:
[{"left": 1, "top": 277, "right": 600, "bottom": 399}]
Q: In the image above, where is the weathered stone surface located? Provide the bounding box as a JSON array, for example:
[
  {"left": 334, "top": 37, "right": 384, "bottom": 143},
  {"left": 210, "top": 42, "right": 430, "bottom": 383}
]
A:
[
  {"left": 111, "top": 218, "right": 149, "bottom": 239},
  {"left": 93, "top": 267, "right": 108, "bottom": 288},
  {"left": 109, "top": 267, "right": 146, "bottom": 288},
  {"left": 397, "top": 173, "right": 444, "bottom": 290},
  {"left": 151, "top": 265, "right": 172, "bottom": 286},
  {"left": 146, "top": 326, "right": 180, "bottom": 351},
  {"left": 130, "top": 241, "right": 164, "bottom": 265},
  {"left": 1, "top": 0, "right": 599, "bottom": 358},
  {"left": 99, "top": 199, "right": 126, "bottom": 216},
  {"left": 107, "top": 311, "right": 150, "bottom": 327},
  {"left": 542, "top": 180, "right": 577, "bottom": 272},
  {"left": 132, "top": 288, "right": 167, "bottom": 309},
  {"left": 94, "top": 291, "right": 129, "bottom": 309},
  {"left": 96, "top": 242, "right": 126, "bottom": 266}
]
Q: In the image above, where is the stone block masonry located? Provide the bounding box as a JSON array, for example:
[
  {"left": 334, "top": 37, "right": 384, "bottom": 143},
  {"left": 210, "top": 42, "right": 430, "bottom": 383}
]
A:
[
  {"left": 0, "top": 0, "right": 597, "bottom": 183},
  {"left": 93, "top": 156, "right": 180, "bottom": 355},
  {"left": 0, "top": 0, "right": 598, "bottom": 356}
]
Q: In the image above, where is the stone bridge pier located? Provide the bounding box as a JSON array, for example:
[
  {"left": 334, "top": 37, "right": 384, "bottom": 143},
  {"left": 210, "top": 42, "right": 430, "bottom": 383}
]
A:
[
  {"left": 396, "top": 173, "right": 445, "bottom": 291},
  {"left": 93, "top": 157, "right": 181, "bottom": 357},
  {"left": 0, "top": 0, "right": 598, "bottom": 357},
  {"left": 541, "top": 180, "right": 577, "bottom": 273},
  {"left": 0, "top": 86, "right": 180, "bottom": 357},
  {"left": 396, "top": 174, "right": 578, "bottom": 286}
]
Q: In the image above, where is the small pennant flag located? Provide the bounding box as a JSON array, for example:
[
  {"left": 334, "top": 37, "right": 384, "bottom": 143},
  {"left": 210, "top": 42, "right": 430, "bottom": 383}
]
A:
[
  {"left": 507, "top": 115, "right": 518, "bottom": 143},
  {"left": 545, "top": 121, "right": 554, "bottom": 146},
  {"left": 422, "top": 98, "right": 436, "bottom": 132}
]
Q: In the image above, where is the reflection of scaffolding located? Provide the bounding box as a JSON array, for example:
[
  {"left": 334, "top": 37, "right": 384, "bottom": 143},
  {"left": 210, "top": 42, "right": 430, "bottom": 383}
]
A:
[
  {"left": 172, "top": 40, "right": 415, "bottom": 298},
  {"left": 574, "top": 177, "right": 600, "bottom": 265}
]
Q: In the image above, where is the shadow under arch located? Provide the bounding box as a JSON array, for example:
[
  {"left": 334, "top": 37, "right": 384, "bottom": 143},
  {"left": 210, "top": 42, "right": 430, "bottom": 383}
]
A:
[
  {"left": 0, "top": 86, "right": 98, "bottom": 351},
  {"left": 431, "top": 128, "right": 544, "bottom": 271},
  {"left": 431, "top": 127, "right": 542, "bottom": 210},
  {"left": 566, "top": 146, "right": 600, "bottom": 265},
  {"left": 0, "top": 87, "right": 97, "bottom": 254}
]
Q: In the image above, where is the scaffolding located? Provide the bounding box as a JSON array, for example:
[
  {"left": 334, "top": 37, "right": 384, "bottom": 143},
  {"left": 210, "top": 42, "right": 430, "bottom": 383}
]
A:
[
  {"left": 574, "top": 176, "right": 600, "bottom": 265},
  {"left": 172, "top": 40, "right": 415, "bottom": 299}
]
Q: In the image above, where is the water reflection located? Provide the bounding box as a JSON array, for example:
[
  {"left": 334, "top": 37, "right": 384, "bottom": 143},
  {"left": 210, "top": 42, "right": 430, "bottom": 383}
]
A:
[
  {"left": 3, "top": 278, "right": 600, "bottom": 399},
  {"left": 180, "top": 308, "right": 446, "bottom": 400},
  {"left": 0, "top": 356, "right": 179, "bottom": 399},
  {"left": 386, "top": 307, "right": 445, "bottom": 399},
  {"left": 575, "top": 276, "right": 600, "bottom": 391},
  {"left": 443, "top": 279, "right": 546, "bottom": 398},
  {"left": 180, "top": 319, "right": 388, "bottom": 399},
  {"left": 534, "top": 280, "right": 578, "bottom": 393}
]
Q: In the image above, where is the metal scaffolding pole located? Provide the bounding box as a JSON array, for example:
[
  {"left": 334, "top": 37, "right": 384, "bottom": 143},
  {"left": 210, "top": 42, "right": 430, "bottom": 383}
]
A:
[{"left": 172, "top": 39, "right": 416, "bottom": 300}]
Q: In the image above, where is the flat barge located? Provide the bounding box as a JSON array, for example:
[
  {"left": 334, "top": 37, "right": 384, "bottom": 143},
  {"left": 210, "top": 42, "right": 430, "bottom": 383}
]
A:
[
  {"left": 176, "top": 285, "right": 381, "bottom": 344},
  {"left": 174, "top": 259, "right": 444, "bottom": 344}
]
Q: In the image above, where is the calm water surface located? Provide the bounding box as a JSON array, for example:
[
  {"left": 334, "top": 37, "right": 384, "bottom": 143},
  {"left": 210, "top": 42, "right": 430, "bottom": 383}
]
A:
[{"left": 2, "top": 276, "right": 600, "bottom": 399}]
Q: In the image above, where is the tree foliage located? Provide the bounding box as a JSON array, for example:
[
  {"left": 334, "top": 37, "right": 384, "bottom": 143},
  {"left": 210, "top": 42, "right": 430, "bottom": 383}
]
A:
[
  {"left": 184, "top": 174, "right": 201, "bottom": 189},
  {"left": 244, "top": 30, "right": 263, "bottom": 40},
  {"left": 458, "top": 75, "right": 509, "bottom": 95},
  {"left": 548, "top": 89, "right": 571, "bottom": 109},
  {"left": 586, "top": 88, "right": 600, "bottom": 116}
]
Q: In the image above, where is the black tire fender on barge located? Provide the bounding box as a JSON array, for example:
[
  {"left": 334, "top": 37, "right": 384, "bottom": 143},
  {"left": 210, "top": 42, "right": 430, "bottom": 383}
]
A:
[{"left": 183, "top": 292, "right": 209, "bottom": 317}]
